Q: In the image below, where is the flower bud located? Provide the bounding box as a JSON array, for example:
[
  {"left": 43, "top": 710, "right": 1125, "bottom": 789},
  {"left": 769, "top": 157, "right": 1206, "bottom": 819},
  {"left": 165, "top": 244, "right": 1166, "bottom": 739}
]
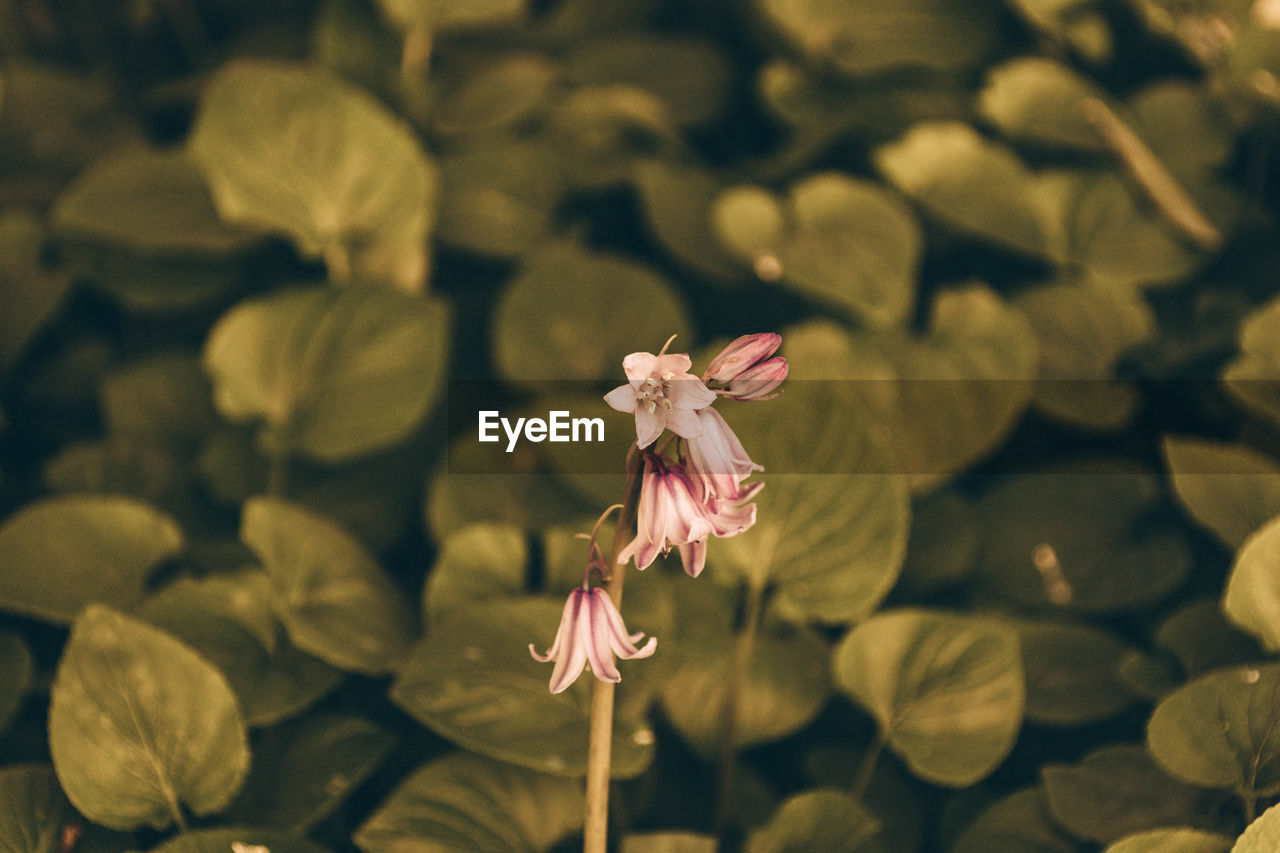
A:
[
  {"left": 702, "top": 333, "right": 782, "bottom": 383},
  {"left": 725, "top": 357, "right": 788, "bottom": 401}
]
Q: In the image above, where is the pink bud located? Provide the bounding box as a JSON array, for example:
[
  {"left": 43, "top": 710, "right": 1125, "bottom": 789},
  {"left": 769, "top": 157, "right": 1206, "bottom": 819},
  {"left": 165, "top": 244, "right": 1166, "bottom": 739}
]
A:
[
  {"left": 702, "top": 333, "right": 782, "bottom": 383},
  {"left": 725, "top": 357, "right": 788, "bottom": 401}
]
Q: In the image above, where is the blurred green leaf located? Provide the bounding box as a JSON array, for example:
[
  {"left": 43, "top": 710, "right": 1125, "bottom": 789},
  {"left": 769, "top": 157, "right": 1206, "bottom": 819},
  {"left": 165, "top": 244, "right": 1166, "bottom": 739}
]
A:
[
  {"left": 435, "top": 54, "right": 558, "bottom": 136},
  {"left": 1130, "top": 81, "right": 1235, "bottom": 180},
  {"left": 788, "top": 285, "right": 1038, "bottom": 493},
  {"left": 0, "top": 209, "right": 71, "bottom": 376},
  {"left": 0, "top": 764, "right": 75, "bottom": 853},
  {"left": 1006, "top": 0, "right": 1112, "bottom": 61},
  {"left": 876, "top": 122, "right": 1063, "bottom": 260},
  {"left": 1063, "top": 172, "right": 1208, "bottom": 289},
  {"left": 1157, "top": 599, "right": 1263, "bottom": 678},
  {"left": 203, "top": 285, "right": 449, "bottom": 462},
  {"left": 633, "top": 161, "right": 742, "bottom": 282},
  {"left": 833, "top": 609, "right": 1024, "bottom": 787},
  {"left": 493, "top": 242, "right": 693, "bottom": 382},
  {"left": 0, "top": 64, "right": 138, "bottom": 174},
  {"left": 355, "top": 752, "right": 581, "bottom": 853},
  {"left": 1223, "top": 515, "right": 1280, "bottom": 652},
  {"left": 190, "top": 59, "right": 438, "bottom": 291},
  {"left": 660, "top": 618, "right": 831, "bottom": 756},
  {"left": 46, "top": 437, "right": 187, "bottom": 501},
  {"left": 100, "top": 353, "right": 216, "bottom": 452},
  {"left": 1147, "top": 663, "right": 1280, "bottom": 795},
  {"left": 1103, "top": 828, "right": 1231, "bottom": 853},
  {"left": 0, "top": 495, "right": 183, "bottom": 623},
  {"left": 897, "top": 492, "right": 981, "bottom": 595},
  {"left": 0, "top": 631, "right": 32, "bottom": 733},
  {"left": 622, "top": 833, "right": 718, "bottom": 853},
  {"left": 377, "top": 0, "right": 526, "bottom": 32},
  {"left": 1015, "top": 281, "right": 1155, "bottom": 430},
  {"left": 951, "top": 787, "right": 1075, "bottom": 853},
  {"left": 745, "top": 789, "right": 880, "bottom": 853},
  {"left": 1042, "top": 745, "right": 1215, "bottom": 843},
  {"left": 1235, "top": 803, "right": 1280, "bottom": 852},
  {"left": 1224, "top": 296, "right": 1280, "bottom": 426},
  {"left": 546, "top": 84, "right": 680, "bottom": 189},
  {"left": 229, "top": 713, "right": 394, "bottom": 830},
  {"left": 979, "top": 57, "right": 1111, "bottom": 151},
  {"left": 426, "top": 437, "right": 594, "bottom": 539},
  {"left": 712, "top": 173, "right": 922, "bottom": 328},
  {"left": 715, "top": 381, "right": 911, "bottom": 623},
  {"left": 147, "top": 829, "right": 332, "bottom": 853},
  {"left": 758, "top": 0, "right": 999, "bottom": 75},
  {"left": 976, "top": 462, "right": 1192, "bottom": 612},
  {"left": 52, "top": 145, "right": 263, "bottom": 255},
  {"left": 437, "top": 135, "right": 563, "bottom": 257},
  {"left": 1164, "top": 438, "right": 1280, "bottom": 549},
  {"left": 49, "top": 605, "right": 249, "bottom": 830},
  {"left": 242, "top": 498, "right": 416, "bottom": 674},
  {"left": 1014, "top": 619, "right": 1136, "bottom": 726},
  {"left": 391, "top": 598, "right": 654, "bottom": 777},
  {"left": 565, "top": 35, "right": 730, "bottom": 127},
  {"left": 423, "top": 522, "right": 529, "bottom": 621},
  {"left": 134, "top": 569, "right": 343, "bottom": 726}
]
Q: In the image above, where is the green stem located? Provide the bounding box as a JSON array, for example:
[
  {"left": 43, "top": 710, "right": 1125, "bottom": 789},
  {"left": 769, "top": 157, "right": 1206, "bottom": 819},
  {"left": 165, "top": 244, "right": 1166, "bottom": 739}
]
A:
[
  {"left": 583, "top": 447, "right": 644, "bottom": 853},
  {"left": 1244, "top": 790, "right": 1258, "bottom": 825},
  {"left": 714, "top": 576, "right": 766, "bottom": 833},
  {"left": 851, "top": 735, "right": 885, "bottom": 802}
]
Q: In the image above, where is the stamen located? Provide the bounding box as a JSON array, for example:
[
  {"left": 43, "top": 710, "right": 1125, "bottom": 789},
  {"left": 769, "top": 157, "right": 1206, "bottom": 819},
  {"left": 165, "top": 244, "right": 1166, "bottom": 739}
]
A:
[
  {"left": 647, "top": 400, "right": 657, "bottom": 413},
  {"left": 645, "top": 377, "right": 659, "bottom": 387},
  {"left": 661, "top": 371, "right": 674, "bottom": 381},
  {"left": 662, "top": 398, "right": 672, "bottom": 409}
]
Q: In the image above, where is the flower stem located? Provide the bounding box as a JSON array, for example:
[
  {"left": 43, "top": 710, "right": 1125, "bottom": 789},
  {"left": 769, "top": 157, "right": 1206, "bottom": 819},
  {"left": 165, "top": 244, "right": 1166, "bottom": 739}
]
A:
[
  {"left": 583, "top": 448, "right": 644, "bottom": 853},
  {"left": 714, "top": 575, "right": 766, "bottom": 834}
]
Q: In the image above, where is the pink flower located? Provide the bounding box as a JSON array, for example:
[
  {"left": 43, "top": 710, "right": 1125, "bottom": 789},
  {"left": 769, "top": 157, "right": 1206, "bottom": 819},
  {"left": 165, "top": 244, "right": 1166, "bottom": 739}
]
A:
[
  {"left": 529, "top": 587, "right": 657, "bottom": 694},
  {"left": 703, "top": 333, "right": 781, "bottom": 383},
  {"left": 604, "top": 352, "right": 717, "bottom": 449},
  {"left": 619, "top": 457, "right": 758, "bottom": 578},
  {"left": 724, "top": 357, "right": 788, "bottom": 401},
  {"left": 619, "top": 457, "right": 712, "bottom": 575},
  {"left": 685, "top": 408, "right": 764, "bottom": 503}
]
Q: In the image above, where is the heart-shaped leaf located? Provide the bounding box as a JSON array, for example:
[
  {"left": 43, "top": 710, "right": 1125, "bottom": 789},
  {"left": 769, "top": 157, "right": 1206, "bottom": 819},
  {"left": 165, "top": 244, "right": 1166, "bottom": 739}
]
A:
[
  {"left": 832, "top": 609, "right": 1024, "bottom": 787},
  {"left": 49, "top": 605, "right": 250, "bottom": 830}
]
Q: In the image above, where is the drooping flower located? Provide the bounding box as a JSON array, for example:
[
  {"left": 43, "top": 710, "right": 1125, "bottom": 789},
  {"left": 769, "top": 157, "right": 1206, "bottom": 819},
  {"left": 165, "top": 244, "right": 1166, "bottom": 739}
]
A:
[
  {"left": 604, "top": 351, "right": 716, "bottom": 448},
  {"left": 618, "top": 456, "right": 758, "bottom": 578},
  {"left": 685, "top": 407, "right": 764, "bottom": 503},
  {"left": 618, "top": 457, "right": 712, "bottom": 575},
  {"left": 703, "top": 333, "right": 781, "bottom": 383},
  {"left": 529, "top": 586, "right": 657, "bottom": 694}
]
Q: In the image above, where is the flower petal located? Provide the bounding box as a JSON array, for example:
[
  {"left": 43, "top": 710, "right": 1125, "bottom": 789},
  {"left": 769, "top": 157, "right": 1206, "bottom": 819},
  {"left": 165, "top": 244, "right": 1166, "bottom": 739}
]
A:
[
  {"left": 622, "top": 352, "right": 658, "bottom": 382},
  {"left": 582, "top": 590, "right": 621, "bottom": 683},
  {"left": 679, "top": 539, "right": 707, "bottom": 577},
  {"left": 665, "top": 376, "right": 717, "bottom": 410},
  {"left": 530, "top": 590, "right": 577, "bottom": 662},
  {"left": 654, "top": 352, "right": 694, "bottom": 376},
  {"left": 603, "top": 383, "right": 637, "bottom": 413},
  {"left": 635, "top": 405, "right": 665, "bottom": 448},
  {"left": 548, "top": 591, "right": 589, "bottom": 693},
  {"left": 664, "top": 406, "right": 702, "bottom": 439}
]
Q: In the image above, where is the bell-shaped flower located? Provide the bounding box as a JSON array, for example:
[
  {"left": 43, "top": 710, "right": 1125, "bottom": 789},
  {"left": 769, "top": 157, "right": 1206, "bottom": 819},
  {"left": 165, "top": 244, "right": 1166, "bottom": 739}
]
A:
[
  {"left": 619, "top": 456, "right": 759, "bottom": 578},
  {"left": 724, "top": 357, "right": 788, "bottom": 401},
  {"left": 529, "top": 586, "right": 657, "bottom": 694},
  {"left": 619, "top": 457, "right": 713, "bottom": 575},
  {"left": 703, "top": 333, "right": 782, "bottom": 383},
  {"left": 685, "top": 408, "right": 764, "bottom": 504},
  {"left": 604, "top": 351, "right": 717, "bottom": 448}
]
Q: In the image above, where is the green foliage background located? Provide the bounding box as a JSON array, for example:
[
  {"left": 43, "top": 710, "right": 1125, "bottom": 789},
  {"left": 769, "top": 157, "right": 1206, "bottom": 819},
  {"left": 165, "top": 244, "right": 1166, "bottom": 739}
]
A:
[{"left": 4, "top": 0, "right": 1280, "bottom": 849}]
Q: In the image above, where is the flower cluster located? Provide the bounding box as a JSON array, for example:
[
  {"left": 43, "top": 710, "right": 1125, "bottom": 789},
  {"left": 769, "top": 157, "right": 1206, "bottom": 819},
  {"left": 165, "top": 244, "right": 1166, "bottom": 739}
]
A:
[{"left": 530, "top": 334, "right": 787, "bottom": 693}]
